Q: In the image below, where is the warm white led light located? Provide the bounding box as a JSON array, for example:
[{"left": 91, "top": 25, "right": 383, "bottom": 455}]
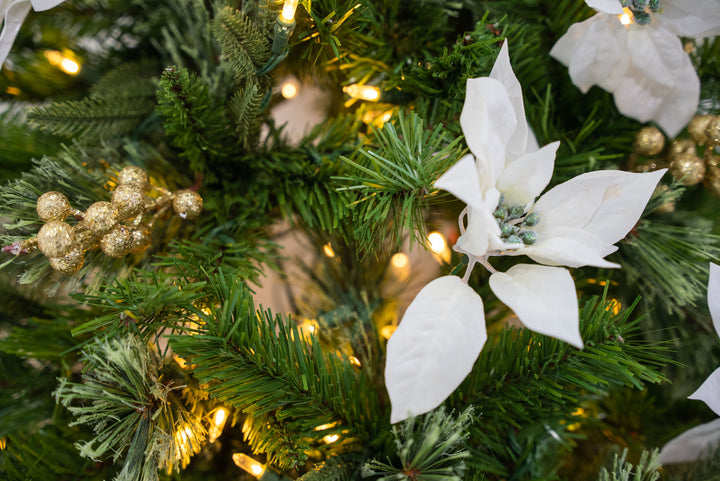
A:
[
  {"left": 390, "top": 253, "right": 409, "bottom": 269},
  {"left": 281, "top": 0, "right": 298, "bottom": 22},
  {"left": 323, "top": 434, "right": 340, "bottom": 444},
  {"left": 323, "top": 243, "right": 335, "bottom": 258},
  {"left": 343, "top": 84, "right": 381, "bottom": 102},
  {"left": 427, "top": 232, "right": 446, "bottom": 255},
  {"left": 618, "top": 7, "right": 634, "bottom": 25},
  {"left": 281, "top": 81, "right": 298, "bottom": 99},
  {"left": 233, "top": 453, "right": 266, "bottom": 478}
]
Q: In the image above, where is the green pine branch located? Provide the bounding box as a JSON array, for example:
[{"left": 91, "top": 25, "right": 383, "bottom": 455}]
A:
[
  {"left": 228, "top": 77, "right": 266, "bottom": 148},
  {"left": 335, "top": 110, "right": 464, "bottom": 252},
  {"left": 213, "top": 6, "right": 272, "bottom": 80},
  {"left": 156, "top": 65, "right": 234, "bottom": 174},
  {"left": 170, "top": 274, "right": 384, "bottom": 470}
]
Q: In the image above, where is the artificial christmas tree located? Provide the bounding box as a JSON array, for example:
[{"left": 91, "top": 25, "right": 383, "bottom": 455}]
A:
[{"left": 1, "top": 1, "right": 720, "bottom": 480}]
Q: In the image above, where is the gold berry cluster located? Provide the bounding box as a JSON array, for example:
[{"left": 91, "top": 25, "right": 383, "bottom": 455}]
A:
[
  {"left": 630, "top": 115, "right": 720, "bottom": 194},
  {"left": 24, "top": 166, "right": 203, "bottom": 274}
]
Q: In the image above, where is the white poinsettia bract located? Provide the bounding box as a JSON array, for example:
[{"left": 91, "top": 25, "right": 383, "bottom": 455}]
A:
[
  {"left": 660, "top": 263, "right": 720, "bottom": 463},
  {"left": 550, "top": 0, "right": 720, "bottom": 137},
  {"left": 0, "top": 0, "right": 66, "bottom": 66},
  {"left": 385, "top": 42, "right": 665, "bottom": 424}
]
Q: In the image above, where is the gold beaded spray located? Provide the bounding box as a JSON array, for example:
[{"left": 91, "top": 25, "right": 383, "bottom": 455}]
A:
[
  {"left": 3, "top": 166, "right": 203, "bottom": 274},
  {"left": 629, "top": 115, "right": 720, "bottom": 193}
]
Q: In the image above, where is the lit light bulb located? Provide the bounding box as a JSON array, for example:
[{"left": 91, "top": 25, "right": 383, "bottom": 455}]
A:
[
  {"left": 233, "top": 453, "right": 266, "bottom": 478},
  {"left": 427, "top": 231, "right": 451, "bottom": 263},
  {"left": 390, "top": 253, "right": 409, "bottom": 269},
  {"left": 323, "top": 243, "right": 335, "bottom": 258},
  {"left": 343, "top": 84, "right": 381, "bottom": 102},
  {"left": 349, "top": 356, "right": 361, "bottom": 367},
  {"left": 380, "top": 325, "right": 396, "bottom": 340},
  {"left": 281, "top": 0, "right": 299, "bottom": 22},
  {"left": 427, "top": 232, "right": 446, "bottom": 254},
  {"left": 314, "top": 422, "right": 339, "bottom": 431},
  {"left": 281, "top": 80, "right": 299, "bottom": 99},
  {"left": 5, "top": 86, "right": 20, "bottom": 95},
  {"left": 43, "top": 50, "right": 81, "bottom": 75},
  {"left": 208, "top": 408, "right": 228, "bottom": 443},
  {"left": 618, "top": 7, "right": 634, "bottom": 25},
  {"left": 323, "top": 434, "right": 340, "bottom": 444},
  {"left": 0, "top": 437, "right": 6, "bottom": 449}
]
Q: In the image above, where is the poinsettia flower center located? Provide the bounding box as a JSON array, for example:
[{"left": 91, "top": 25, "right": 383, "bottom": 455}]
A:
[
  {"left": 492, "top": 193, "right": 539, "bottom": 247},
  {"left": 618, "top": 0, "right": 661, "bottom": 25}
]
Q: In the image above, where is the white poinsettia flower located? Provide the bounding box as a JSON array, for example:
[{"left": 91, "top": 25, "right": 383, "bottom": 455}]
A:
[
  {"left": 550, "top": 0, "right": 719, "bottom": 137},
  {"left": 661, "top": 263, "right": 720, "bottom": 464},
  {"left": 0, "top": 0, "right": 65, "bottom": 66},
  {"left": 384, "top": 42, "right": 664, "bottom": 424}
]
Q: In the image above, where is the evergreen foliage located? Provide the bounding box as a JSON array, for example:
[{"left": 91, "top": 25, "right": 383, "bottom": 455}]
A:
[{"left": 1, "top": 0, "right": 720, "bottom": 480}]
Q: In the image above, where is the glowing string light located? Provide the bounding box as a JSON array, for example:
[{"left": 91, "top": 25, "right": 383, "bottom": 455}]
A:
[
  {"left": 43, "top": 50, "right": 81, "bottom": 75},
  {"left": 618, "top": 7, "right": 634, "bottom": 25},
  {"left": 323, "top": 434, "right": 340, "bottom": 444},
  {"left": 323, "top": 243, "right": 335, "bottom": 258},
  {"left": 233, "top": 453, "right": 266, "bottom": 478},
  {"left": 281, "top": 80, "right": 298, "bottom": 99},
  {"left": 208, "top": 408, "right": 228, "bottom": 443},
  {"left": 281, "top": 0, "right": 299, "bottom": 23},
  {"left": 343, "top": 84, "right": 381, "bottom": 102}
]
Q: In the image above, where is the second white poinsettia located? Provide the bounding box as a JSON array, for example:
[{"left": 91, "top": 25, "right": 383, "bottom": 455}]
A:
[
  {"left": 660, "top": 263, "right": 720, "bottom": 463},
  {"left": 385, "top": 42, "right": 665, "bottom": 424},
  {"left": 550, "top": 0, "right": 720, "bottom": 137}
]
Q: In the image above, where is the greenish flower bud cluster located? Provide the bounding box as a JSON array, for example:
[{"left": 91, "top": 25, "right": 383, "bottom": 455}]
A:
[
  {"left": 620, "top": 0, "right": 661, "bottom": 26},
  {"left": 493, "top": 195, "right": 539, "bottom": 247}
]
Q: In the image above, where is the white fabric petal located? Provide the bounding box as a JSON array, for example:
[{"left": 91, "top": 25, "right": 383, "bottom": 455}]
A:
[
  {"left": 710, "top": 263, "right": 720, "bottom": 339},
  {"left": 489, "top": 264, "right": 583, "bottom": 348},
  {"left": 532, "top": 169, "right": 665, "bottom": 246},
  {"left": 0, "top": 0, "right": 31, "bottom": 66},
  {"left": 660, "top": 0, "right": 720, "bottom": 39},
  {"left": 454, "top": 200, "right": 502, "bottom": 259},
  {"left": 614, "top": 26, "right": 699, "bottom": 137},
  {"left": 489, "top": 42, "right": 528, "bottom": 160},
  {"left": 519, "top": 228, "right": 621, "bottom": 269},
  {"left": 551, "top": 14, "right": 629, "bottom": 94},
  {"left": 585, "top": 0, "right": 624, "bottom": 14},
  {"left": 659, "top": 418, "right": 720, "bottom": 464},
  {"left": 460, "top": 77, "right": 516, "bottom": 186},
  {"left": 689, "top": 367, "right": 720, "bottom": 417},
  {"left": 385, "top": 276, "right": 487, "bottom": 423},
  {"left": 497, "top": 141, "right": 559, "bottom": 207},
  {"left": 30, "top": 0, "right": 63, "bottom": 11},
  {"left": 434, "top": 154, "right": 485, "bottom": 212}
]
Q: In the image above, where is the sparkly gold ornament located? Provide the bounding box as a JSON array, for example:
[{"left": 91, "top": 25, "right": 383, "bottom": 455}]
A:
[
  {"left": 669, "top": 153, "right": 706, "bottom": 185},
  {"left": 100, "top": 225, "right": 133, "bottom": 257},
  {"left": 129, "top": 226, "right": 152, "bottom": 253},
  {"left": 37, "top": 221, "right": 75, "bottom": 258},
  {"left": 112, "top": 184, "right": 145, "bottom": 220},
  {"left": 173, "top": 190, "right": 203, "bottom": 219},
  {"left": 83, "top": 201, "right": 118, "bottom": 235},
  {"left": 668, "top": 139, "right": 696, "bottom": 159},
  {"left": 117, "top": 166, "right": 150, "bottom": 192},
  {"left": 706, "top": 116, "right": 720, "bottom": 145},
  {"left": 49, "top": 248, "right": 85, "bottom": 274},
  {"left": 704, "top": 165, "right": 720, "bottom": 197},
  {"left": 73, "top": 222, "right": 100, "bottom": 252},
  {"left": 36, "top": 191, "right": 71, "bottom": 222},
  {"left": 688, "top": 115, "right": 713, "bottom": 145},
  {"left": 634, "top": 127, "right": 665, "bottom": 156}
]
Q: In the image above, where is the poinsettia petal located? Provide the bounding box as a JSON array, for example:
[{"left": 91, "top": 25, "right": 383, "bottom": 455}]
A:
[
  {"left": 660, "top": 0, "right": 720, "bottom": 39},
  {"left": 30, "top": 0, "right": 64, "bottom": 11},
  {"left": 519, "top": 229, "right": 621, "bottom": 269},
  {"left": 0, "top": 0, "right": 31, "bottom": 66},
  {"left": 460, "top": 77, "right": 516, "bottom": 184},
  {"left": 550, "top": 14, "right": 628, "bottom": 94},
  {"left": 489, "top": 41, "right": 528, "bottom": 160},
  {"left": 434, "top": 154, "right": 485, "bottom": 211},
  {"left": 585, "top": 0, "right": 624, "bottom": 14},
  {"left": 489, "top": 264, "right": 582, "bottom": 348},
  {"left": 497, "top": 141, "right": 559, "bottom": 207},
  {"left": 659, "top": 418, "right": 720, "bottom": 464},
  {"left": 532, "top": 169, "right": 665, "bottom": 246},
  {"left": 385, "top": 276, "right": 487, "bottom": 423},
  {"left": 454, "top": 200, "right": 502, "bottom": 259},
  {"left": 710, "top": 263, "right": 720, "bottom": 338},
  {"left": 688, "top": 367, "right": 720, "bottom": 416}
]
